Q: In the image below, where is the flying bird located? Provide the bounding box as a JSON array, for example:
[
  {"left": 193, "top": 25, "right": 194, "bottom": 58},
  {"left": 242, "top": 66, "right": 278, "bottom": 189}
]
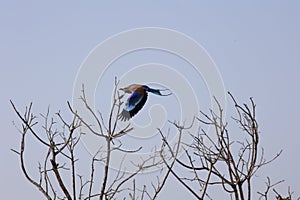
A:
[{"left": 119, "top": 84, "right": 171, "bottom": 121}]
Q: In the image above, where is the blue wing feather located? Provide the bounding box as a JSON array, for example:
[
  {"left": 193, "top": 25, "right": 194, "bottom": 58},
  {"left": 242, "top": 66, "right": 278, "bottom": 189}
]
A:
[
  {"left": 124, "top": 92, "right": 143, "bottom": 111},
  {"left": 120, "top": 91, "right": 148, "bottom": 121}
]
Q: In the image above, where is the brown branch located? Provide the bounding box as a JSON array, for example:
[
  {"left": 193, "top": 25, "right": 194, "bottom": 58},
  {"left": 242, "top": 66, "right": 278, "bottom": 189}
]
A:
[
  {"left": 11, "top": 101, "right": 52, "bottom": 200},
  {"left": 99, "top": 137, "right": 111, "bottom": 200},
  {"left": 50, "top": 154, "right": 72, "bottom": 200},
  {"left": 10, "top": 100, "right": 49, "bottom": 147}
]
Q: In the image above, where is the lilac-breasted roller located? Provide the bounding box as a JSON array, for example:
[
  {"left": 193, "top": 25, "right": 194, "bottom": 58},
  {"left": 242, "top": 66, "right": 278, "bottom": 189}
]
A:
[{"left": 119, "top": 84, "right": 171, "bottom": 121}]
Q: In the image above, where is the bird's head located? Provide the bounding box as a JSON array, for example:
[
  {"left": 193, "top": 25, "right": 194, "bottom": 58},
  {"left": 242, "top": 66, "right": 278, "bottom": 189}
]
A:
[
  {"left": 119, "top": 86, "right": 130, "bottom": 93},
  {"left": 119, "top": 84, "right": 139, "bottom": 93}
]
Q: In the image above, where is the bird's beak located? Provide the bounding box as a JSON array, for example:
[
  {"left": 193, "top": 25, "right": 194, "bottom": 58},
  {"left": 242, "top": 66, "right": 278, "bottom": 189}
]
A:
[{"left": 119, "top": 88, "right": 124, "bottom": 91}]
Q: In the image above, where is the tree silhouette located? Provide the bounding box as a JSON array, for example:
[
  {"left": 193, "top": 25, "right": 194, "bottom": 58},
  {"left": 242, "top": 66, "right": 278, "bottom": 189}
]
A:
[{"left": 11, "top": 81, "right": 296, "bottom": 199}]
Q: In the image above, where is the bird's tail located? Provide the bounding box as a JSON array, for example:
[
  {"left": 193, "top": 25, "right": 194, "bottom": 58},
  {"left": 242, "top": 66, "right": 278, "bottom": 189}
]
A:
[
  {"left": 147, "top": 88, "right": 162, "bottom": 95},
  {"left": 147, "top": 88, "right": 172, "bottom": 96}
]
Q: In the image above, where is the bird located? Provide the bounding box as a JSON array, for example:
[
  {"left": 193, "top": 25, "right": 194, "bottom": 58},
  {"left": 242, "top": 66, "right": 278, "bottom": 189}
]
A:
[{"left": 119, "top": 84, "right": 171, "bottom": 121}]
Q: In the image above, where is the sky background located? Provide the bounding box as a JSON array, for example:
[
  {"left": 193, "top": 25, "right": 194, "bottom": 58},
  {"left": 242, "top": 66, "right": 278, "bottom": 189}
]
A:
[{"left": 1, "top": 1, "right": 300, "bottom": 199}]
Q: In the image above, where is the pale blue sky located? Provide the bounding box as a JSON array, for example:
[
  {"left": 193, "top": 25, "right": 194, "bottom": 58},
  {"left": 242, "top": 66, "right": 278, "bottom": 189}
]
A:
[{"left": 1, "top": 1, "right": 300, "bottom": 199}]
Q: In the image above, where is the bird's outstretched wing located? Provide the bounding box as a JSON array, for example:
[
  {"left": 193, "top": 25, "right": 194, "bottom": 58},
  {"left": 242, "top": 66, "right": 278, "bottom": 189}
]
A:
[{"left": 119, "top": 91, "right": 148, "bottom": 121}]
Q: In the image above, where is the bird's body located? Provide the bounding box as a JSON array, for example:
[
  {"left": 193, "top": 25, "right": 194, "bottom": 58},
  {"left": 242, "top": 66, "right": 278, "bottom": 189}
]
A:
[{"left": 119, "top": 84, "right": 170, "bottom": 121}]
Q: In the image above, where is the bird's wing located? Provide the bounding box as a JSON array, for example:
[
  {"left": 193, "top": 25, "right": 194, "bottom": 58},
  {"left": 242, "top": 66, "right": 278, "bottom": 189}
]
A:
[{"left": 119, "top": 91, "right": 148, "bottom": 121}]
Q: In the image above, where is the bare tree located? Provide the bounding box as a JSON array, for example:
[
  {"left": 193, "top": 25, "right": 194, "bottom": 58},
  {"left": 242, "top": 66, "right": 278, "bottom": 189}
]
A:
[
  {"left": 11, "top": 79, "right": 173, "bottom": 200},
  {"left": 158, "top": 92, "right": 295, "bottom": 200},
  {"left": 11, "top": 81, "right": 296, "bottom": 199}
]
